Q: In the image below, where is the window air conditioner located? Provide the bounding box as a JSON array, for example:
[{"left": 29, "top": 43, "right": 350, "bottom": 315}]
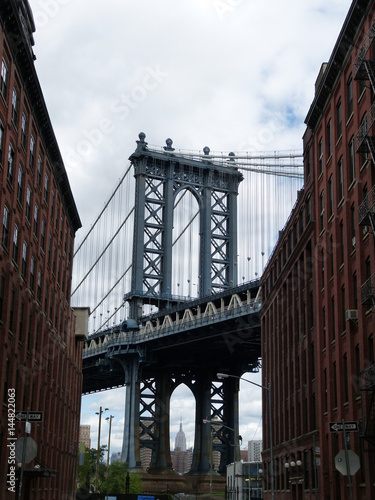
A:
[{"left": 345, "top": 309, "right": 358, "bottom": 322}]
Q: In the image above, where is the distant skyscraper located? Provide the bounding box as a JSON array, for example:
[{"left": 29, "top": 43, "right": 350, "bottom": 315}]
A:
[
  {"left": 248, "top": 440, "right": 262, "bottom": 462},
  {"left": 174, "top": 419, "right": 187, "bottom": 451},
  {"left": 171, "top": 420, "right": 192, "bottom": 473}
]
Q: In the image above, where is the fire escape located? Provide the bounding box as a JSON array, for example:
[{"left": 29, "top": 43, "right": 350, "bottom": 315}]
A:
[{"left": 354, "top": 20, "right": 375, "bottom": 446}]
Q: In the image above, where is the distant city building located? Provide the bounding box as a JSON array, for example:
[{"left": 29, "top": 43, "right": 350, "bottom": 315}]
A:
[
  {"left": 80, "top": 425, "right": 91, "bottom": 449},
  {"left": 248, "top": 440, "right": 263, "bottom": 463},
  {"left": 175, "top": 419, "right": 187, "bottom": 451},
  {"left": 171, "top": 421, "right": 193, "bottom": 474},
  {"left": 111, "top": 451, "right": 121, "bottom": 463},
  {"left": 227, "top": 461, "right": 262, "bottom": 500}
]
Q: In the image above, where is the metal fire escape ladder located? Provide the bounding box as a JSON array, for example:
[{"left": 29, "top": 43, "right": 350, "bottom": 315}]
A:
[
  {"left": 355, "top": 102, "right": 375, "bottom": 163},
  {"left": 354, "top": 20, "right": 375, "bottom": 93}
]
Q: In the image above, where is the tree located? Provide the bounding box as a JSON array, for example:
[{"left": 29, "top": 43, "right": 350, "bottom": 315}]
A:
[
  {"left": 102, "top": 461, "right": 143, "bottom": 494},
  {"left": 76, "top": 445, "right": 107, "bottom": 494}
]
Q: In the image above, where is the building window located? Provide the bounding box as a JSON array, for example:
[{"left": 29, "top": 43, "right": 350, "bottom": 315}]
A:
[
  {"left": 17, "top": 165, "right": 23, "bottom": 205},
  {"left": 11, "top": 88, "right": 18, "bottom": 125},
  {"left": 0, "top": 120, "right": 4, "bottom": 165},
  {"left": 348, "top": 137, "right": 355, "bottom": 184},
  {"left": 330, "top": 235, "right": 334, "bottom": 278},
  {"left": 29, "top": 135, "right": 35, "bottom": 170},
  {"left": 7, "top": 143, "right": 15, "bottom": 185},
  {"left": 344, "top": 353, "right": 349, "bottom": 403},
  {"left": 333, "top": 361, "right": 338, "bottom": 408},
  {"left": 22, "top": 241, "right": 27, "bottom": 278},
  {"left": 41, "top": 219, "right": 46, "bottom": 251},
  {"left": 353, "top": 272, "right": 358, "bottom": 309},
  {"left": 321, "top": 249, "right": 325, "bottom": 289},
  {"left": 340, "top": 220, "right": 344, "bottom": 265},
  {"left": 324, "top": 369, "right": 328, "bottom": 412},
  {"left": 33, "top": 204, "right": 39, "bottom": 238},
  {"left": 12, "top": 224, "right": 19, "bottom": 263},
  {"left": 0, "top": 274, "right": 4, "bottom": 321},
  {"left": 21, "top": 113, "right": 27, "bottom": 148},
  {"left": 338, "top": 156, "right": 344, "bottom": 202},
  {"left": 47, "top": 234, "right": 52, "bottom": 267},
  {"left": 44, "top": 173, "right": 49, "bottom": 204},
  {"left": 331, "top": 297, "right": 336, "bottom": 343},
  {"left": 351, "top": 204, "right": 356, "bottom": 248},
  {"left": 1, "top": 58, "right": 8, "bottom": 100},
  {"left": 318, "top": 138, "right": 323, "bottom": 174},
  {"left": 37, "top": 156, "right": 42, "bottom": 186},
  {"left": 355, "top": 345, "right": 361, "bottom": 395},
  {"left": 320, "top": 191, "right": 325, "bottom": 231},
  {"left": 30, "top": 255, "right": 35, "bottom": 291},
  {"left": 37, "top": 270, "right": 42, "bottom": 302},
  {"left": 323, "top": 306, "right": 326, "bottom": 349},
  {"left": 341, "top": 285, "right": 346, "bottom": 332},
  {"left": 369, "top": 336, "right": 374, "bottom": 365},
  {"left": 305, "top": 147, "right": 310, "bottom": 179},
  {"left": 306, "top": 194, "right": 311, "bottom": 223},
  {"left": 26, "top": 185, "right": 31, "bottom": 223},
  {"left": 328, "top": 176, "right": 333, "bottom": 218},
  {"left": 327, "top": 119, "right": 332, "bottom": 158},
  {"left": 336, "top": 99, "right": 342, "bottom": 139},
  {"left": 347, "top": 74, "right": 353, "bottom": 118},
  {"left": 2, "top": 205, "right": 9, "bottom": 249}
]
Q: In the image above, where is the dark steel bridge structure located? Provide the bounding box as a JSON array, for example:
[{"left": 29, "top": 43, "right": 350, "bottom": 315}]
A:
[{"left": 75, "top": 133, "right": 303, "bottom": 483}]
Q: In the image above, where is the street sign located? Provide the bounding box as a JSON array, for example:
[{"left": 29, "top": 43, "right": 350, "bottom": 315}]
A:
[
  {"left": 329, "top": 421, "right": 358, "bottom": 432},
  {"left": 335, "top": 450, "right": 360, "bottom": 476},
  {"left": 15, "top": 411, "right": 43, "bottom": 422},
  {"left": 15, "top": 437, "right": 38, "bottom": 464}
]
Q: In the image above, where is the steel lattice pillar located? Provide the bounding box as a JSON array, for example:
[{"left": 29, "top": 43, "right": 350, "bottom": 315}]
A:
[{"left": 127, "top": 133, "right": 243, "bottom": 320}]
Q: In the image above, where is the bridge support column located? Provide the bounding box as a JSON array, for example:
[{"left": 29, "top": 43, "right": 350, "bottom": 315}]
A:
[
  {"left": 148, "top": 371, "right": 173, "bottom": 473},
  {"left": 220, "top": 376, "right": 240, "bottom": 473},
  {"left": 121, "top": 356, "right": 141, "bottom": 469},
  {"left": 190, "top": 373, "right": 212, "bottom": 474}
]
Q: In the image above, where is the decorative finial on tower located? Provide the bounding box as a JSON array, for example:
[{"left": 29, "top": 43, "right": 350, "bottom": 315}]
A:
[
  {"left": 203, "top": 146, "right": 210, "bottom": 155},
  {"left": 164, "top": 138, "right": 175, "bottom": 151},
  {"left": 135, "top": 132, "right": 148, "bottom": 152},
  {"left": 228, "top": 152, "right": 235, "bottom": 161}
]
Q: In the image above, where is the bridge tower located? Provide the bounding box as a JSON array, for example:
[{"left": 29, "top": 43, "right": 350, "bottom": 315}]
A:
[
  {"left": 126, "top": 132, "right": 243, "bottom": 321},
  {"left": 119, "top": 134, "right": 246, "bottom": 477}
]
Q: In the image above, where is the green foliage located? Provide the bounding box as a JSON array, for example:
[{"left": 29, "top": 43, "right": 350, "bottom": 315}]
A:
[
  {"left": 103, "top": 462, "right": 143, "bottom": 494},
  {"left": 77, "top": 446, "right": 143, "bottom": 494},
  {"left": 76, "top": 445, "right": 107, "bottom": 493}
]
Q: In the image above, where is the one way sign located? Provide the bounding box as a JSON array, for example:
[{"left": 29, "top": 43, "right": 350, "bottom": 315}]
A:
[
  {"left": 329, "top": 421, "right": 358, "bottom": 432},
  {"left": 15, "top": 411, "right": 43, "bottom": 422}
]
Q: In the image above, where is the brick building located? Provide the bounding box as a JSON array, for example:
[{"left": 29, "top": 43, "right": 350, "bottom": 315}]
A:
[
  {"left": 261, "top": 0, "right": 375, "bottom": 498},
  {"left": 79, "top": 425, "right": 91, "bottom": 450},
  {"left": 0, "top": 1, "right": 86, "bottom": 498}
]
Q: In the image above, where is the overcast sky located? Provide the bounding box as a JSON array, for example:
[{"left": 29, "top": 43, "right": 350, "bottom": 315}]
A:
[{"left": 27, "top": 0, "right": 352, "bottom": 458}]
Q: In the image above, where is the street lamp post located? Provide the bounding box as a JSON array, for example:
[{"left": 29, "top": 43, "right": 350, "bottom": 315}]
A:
[
  {"left": 105, "top": 415, "right": 114, "bottom": 500},
  {"left": 203, "top": 419, "right": 240, "bottom": 500},
  {"left": 217, "top": 372, "right": 274, "bottom": 500},
  {"left": 95, "top": 407, "right": 109, "bottom": 492}
]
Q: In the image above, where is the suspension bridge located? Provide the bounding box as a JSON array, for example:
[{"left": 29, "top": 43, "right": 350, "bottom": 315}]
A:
[{"left": 72, "top": 132, "right": 303, "bottom": 493}]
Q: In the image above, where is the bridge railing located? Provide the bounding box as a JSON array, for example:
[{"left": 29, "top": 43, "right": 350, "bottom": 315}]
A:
[{"left": 83, "top": 298, "right": 261, "bottom": 358}]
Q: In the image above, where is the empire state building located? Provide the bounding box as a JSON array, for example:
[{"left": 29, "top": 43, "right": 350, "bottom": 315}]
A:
[{"left": 175, "top": 420, "right": 187, "bottom": 451}]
